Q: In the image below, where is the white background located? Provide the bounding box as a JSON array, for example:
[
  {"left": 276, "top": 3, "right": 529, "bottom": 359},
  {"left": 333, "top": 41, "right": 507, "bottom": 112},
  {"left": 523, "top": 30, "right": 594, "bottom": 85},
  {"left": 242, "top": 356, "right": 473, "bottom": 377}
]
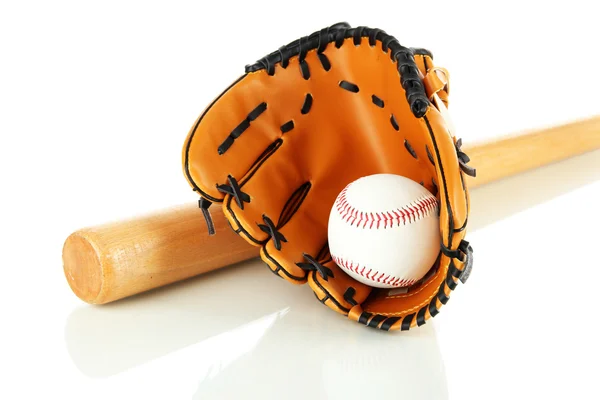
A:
[{"left": 1, "top": 1, "right": 599, "bottom": 399}]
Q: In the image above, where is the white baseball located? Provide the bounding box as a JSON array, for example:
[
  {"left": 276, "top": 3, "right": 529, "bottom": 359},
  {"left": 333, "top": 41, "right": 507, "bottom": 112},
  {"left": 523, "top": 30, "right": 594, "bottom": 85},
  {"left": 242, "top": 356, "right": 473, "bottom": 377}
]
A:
[{"left": 328, "top": 174, "right": 440, "bottom": 289}]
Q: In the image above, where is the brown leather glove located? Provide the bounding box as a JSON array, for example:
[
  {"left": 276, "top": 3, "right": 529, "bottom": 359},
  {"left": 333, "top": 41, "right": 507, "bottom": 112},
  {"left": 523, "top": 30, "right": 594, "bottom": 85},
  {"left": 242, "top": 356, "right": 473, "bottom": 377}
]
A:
[{"left": 182, "top": 22, "right": 475, "bottom": 331}]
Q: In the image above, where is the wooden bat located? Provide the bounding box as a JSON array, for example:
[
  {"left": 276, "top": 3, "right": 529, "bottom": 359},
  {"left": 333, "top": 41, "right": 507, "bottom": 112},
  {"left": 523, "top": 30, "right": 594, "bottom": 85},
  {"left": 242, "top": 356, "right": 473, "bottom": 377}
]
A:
[{"left": 63, "top": 116, "right": 600, "bottom": 304}]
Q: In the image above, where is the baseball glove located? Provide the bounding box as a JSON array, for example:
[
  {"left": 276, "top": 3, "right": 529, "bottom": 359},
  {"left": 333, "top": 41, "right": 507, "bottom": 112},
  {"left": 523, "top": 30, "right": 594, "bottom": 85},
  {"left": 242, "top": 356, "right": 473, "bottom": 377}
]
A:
[{"left": 182, "top": 22, "right": 475, "bottom": 331}]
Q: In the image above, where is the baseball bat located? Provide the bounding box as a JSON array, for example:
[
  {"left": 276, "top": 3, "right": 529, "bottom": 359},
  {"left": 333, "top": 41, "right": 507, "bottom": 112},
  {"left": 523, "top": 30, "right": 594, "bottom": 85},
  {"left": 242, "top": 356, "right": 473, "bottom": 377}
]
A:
[{"left": 63, "top": 116, "right": 600, "bottom": 304}]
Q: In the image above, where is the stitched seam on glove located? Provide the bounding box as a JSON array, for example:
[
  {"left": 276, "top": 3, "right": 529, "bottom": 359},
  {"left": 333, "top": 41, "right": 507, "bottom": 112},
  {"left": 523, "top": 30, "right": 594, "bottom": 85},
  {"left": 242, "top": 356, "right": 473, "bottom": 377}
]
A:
[{"left": 367, "top": 290, "right": 442, "bottom": 317}]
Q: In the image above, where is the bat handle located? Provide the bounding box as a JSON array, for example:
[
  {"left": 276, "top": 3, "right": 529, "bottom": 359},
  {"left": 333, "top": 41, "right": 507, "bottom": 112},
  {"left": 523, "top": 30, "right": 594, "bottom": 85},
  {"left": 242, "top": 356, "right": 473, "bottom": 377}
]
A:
[{"left": 62, "top": 204, "right": 257, "bottom": 304}]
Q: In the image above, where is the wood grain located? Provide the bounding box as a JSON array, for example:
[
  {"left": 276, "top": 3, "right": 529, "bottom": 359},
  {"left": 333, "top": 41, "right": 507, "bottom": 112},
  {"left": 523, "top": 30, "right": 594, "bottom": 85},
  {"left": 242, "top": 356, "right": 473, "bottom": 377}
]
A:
[
  {"left": 63, "top": 116, "right": 600, "bottom": 304},
  {"left": 63, "top": 204, "right": 256, "bottom": 304}
]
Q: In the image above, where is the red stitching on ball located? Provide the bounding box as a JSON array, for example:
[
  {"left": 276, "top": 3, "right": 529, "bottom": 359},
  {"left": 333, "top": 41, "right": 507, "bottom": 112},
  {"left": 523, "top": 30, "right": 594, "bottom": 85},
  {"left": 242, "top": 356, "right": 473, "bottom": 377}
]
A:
[
  {"left": 331, "top": 255, "right": 417, "bottom": 288},
  {"left": 334, "top": 182, "right": 438, "bottom": 230}
]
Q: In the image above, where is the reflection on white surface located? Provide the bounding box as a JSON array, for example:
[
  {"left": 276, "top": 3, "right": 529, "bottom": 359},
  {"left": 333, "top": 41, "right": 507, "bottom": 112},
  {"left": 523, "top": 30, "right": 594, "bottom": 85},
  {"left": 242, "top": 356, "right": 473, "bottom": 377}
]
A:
[
  {"left": 192, "top": 297, "right": 446, "bottom": 400},
  {"left": 66, "top": 257, "right": 447, "bottom": 399},
  {"left": 198, "top": 308, "right": 289, "bottom": 382},
  {"left": 65, "top": 262, "right": 290, "bottom": 377}
]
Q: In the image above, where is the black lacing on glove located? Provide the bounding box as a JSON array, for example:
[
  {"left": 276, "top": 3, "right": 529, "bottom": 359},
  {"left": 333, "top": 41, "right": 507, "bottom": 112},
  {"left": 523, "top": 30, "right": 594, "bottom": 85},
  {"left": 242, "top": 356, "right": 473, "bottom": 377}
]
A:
[
  {"left": 197, "top": 175, "right": 251, "bottom": 236},
  {"left": 343, "top": 287, "right": 358, "bottom": 306},
  {"left": 297, "top": 253, "right": 334, "bottom": 281},
  {"left": 217, "top": 175, "right": 250, "bottom": 209},
  {"left": 316, "top": 26, "right": 334, "bottom": 70},
  {"left": 246, "top": 22, "right": 430, "bottom": 118},
  {"left": 257, "top": 215, "right": 287, "bottom": 250},
  {"left": 440, "top": 240, "right": 473, "bottom": 284},
  {"left": 455, "top": 139, "right": 477, "bottom": 178},
  {"left": 198, "top": 197, "right": 216, "bottom": 235}
]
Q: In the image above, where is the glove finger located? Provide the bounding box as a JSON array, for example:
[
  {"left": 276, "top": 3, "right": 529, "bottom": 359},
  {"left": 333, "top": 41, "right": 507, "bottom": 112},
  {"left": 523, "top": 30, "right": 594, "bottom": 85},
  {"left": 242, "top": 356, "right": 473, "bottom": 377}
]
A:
[
  {"left": 258, "top": 182, "right": 328, "bottom": 281},
  {"left": 183, "top": 73, "right": 301, "bottom": 202}
]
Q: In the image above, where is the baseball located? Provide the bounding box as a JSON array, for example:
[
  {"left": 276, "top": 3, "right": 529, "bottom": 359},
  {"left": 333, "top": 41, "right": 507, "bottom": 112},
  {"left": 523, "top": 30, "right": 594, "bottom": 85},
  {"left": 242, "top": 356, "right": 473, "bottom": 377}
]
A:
[{"left": 328, "top": 174, "right": 440, "bottom": 289}]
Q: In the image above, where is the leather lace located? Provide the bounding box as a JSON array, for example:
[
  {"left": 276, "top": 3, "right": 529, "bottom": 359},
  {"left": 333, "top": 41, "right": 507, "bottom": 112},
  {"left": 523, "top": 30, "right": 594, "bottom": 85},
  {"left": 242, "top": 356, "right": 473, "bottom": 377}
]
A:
[
  {"left": 455, "top": 139, "right": 477, "bottom": 177},
  {"left": 197, "top": 175, "right": 250, "bottom": 236},
  {"left": 297, "top": 253, "right": 334, "bottom": 281},
  {"left": 257, "top": 215, "right": 287, "bottom": 251},
  {"left": 440, "top": 239, "right": 473, "bottom": 284},
  {"left": 217, "top": 175, "right": 250, "bottom": 209}
]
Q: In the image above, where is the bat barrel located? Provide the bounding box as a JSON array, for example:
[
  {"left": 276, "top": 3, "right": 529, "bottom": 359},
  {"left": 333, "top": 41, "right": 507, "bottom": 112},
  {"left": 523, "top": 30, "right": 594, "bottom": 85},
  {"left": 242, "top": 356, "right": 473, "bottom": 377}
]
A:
[{"left": 62, "top": 204, "right": 257, "bottom": 304}]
